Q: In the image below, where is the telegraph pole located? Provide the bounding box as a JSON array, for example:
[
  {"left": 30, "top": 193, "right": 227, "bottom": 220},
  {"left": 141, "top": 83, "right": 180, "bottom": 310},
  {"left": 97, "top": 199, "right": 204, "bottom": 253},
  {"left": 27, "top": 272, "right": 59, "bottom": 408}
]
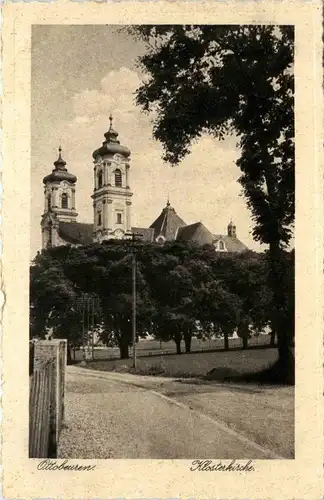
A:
[
  {"left": 87, "top": 294, "right": 90, "bottom": 358},
  {"left": 132, "top": 247, "right": 137, "bottom": 369},
  {"left": 82, "top": 294, "right": 86, "bottom": 360},
  {"left": 91, "top": 296, "right": 95, "bottom": 360},
  {"left": 131, "top": 232, "right": 143, "bottom": 369}
]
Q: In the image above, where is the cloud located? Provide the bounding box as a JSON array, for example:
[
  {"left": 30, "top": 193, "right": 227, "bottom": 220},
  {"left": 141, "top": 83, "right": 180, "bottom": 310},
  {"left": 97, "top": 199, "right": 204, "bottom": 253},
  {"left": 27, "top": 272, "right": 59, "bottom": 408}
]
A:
[
  {"left": 71, "top": 67, "right": 143, "bottom": 122},
  {"left": 31, "top": 66, "right": 260, "bottom": 258}
]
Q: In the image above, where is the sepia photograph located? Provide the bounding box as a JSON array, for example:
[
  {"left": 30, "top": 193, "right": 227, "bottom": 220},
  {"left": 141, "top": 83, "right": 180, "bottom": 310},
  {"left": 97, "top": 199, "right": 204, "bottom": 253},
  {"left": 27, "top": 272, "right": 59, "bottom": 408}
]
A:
[{"left": 29, "top": 24, "right": 295, "bottom": 461}]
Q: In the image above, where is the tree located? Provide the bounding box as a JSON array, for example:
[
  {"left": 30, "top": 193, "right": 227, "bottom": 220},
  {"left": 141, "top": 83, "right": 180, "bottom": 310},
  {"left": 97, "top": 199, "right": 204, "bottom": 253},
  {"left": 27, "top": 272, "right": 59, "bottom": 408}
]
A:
[
  {"left": 129, "top": 25, "right": 294, "bottom": 383},
  {"left": 225, "top": 252, "right": 272, "bottom": 348},
  {"left": 62, "top": 242, "right": 154, "bottom": 359},
  {"left": 30, "top": 251, "right": 84, "bottom": 362},
  {"left": 196, "top": 280, "right": 242, "bottom": 350}
]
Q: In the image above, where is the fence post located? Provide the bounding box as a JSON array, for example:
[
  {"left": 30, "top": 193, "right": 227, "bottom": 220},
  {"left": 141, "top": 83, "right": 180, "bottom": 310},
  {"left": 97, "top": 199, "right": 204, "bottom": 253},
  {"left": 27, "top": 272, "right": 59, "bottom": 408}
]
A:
[
  {"left": 29, "top": 341, "right": 35, "bottom": 375},
  {"left": 32, "top": 339, "right": 67, "bottom": 457}
]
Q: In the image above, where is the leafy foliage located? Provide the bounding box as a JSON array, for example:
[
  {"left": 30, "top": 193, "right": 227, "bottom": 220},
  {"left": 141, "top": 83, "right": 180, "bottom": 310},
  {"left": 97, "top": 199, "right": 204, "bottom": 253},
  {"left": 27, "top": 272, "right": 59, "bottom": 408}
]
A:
[
  {"left": 30, "top": 242, "right": 293, "bottom": 361},
  {"left": 127, "top": 24, "right": 295, "bottom": 381}
]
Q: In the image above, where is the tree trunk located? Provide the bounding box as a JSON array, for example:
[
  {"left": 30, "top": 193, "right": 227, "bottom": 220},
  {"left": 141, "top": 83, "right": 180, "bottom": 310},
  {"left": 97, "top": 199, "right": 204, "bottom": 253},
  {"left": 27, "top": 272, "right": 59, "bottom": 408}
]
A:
[
  {"left": 224, "top": 332, "right": 229, "bottom": 351},
  {"left": 118, "top": 336, "right": 130, "bottom": 359},
  {"left": 67, "top": 345, "right": 72, "bottom": 365},
  {"left": 270, "top": 330, "right": 276, "bottom": 347},
  {"left": 242, "top": 335, "right": 248, "bottom": 350},
  {"left": 174, "top": 333, "right": 182, "bottom": 355},
  {"left": 268, "top": 242, "right": 295, "bottom": 384},
  {"left": 184, "top": 332, "right": 192, "bottom": 353}
]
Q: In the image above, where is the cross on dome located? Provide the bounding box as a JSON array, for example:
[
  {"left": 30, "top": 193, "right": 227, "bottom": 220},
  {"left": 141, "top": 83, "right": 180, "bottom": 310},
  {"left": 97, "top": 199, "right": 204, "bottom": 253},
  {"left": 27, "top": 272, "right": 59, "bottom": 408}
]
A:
[{"left": 54, "top": 145, "right": 67, "bottom": 170}]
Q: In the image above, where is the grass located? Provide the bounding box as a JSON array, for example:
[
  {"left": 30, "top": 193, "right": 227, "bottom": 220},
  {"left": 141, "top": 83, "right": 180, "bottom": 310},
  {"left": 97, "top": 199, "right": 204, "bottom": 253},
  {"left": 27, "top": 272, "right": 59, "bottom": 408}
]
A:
[
  {"left": 74, "top": 335, "right": 271, "bottom": 362},
  {"left": 82, "top": 346, "right": 279, "bottom": 381}
]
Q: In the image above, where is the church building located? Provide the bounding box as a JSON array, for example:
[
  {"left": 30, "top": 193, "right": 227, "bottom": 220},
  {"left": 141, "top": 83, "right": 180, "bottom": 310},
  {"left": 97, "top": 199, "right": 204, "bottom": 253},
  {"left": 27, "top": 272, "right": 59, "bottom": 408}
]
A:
[{"left": 41, "top": 117, "right": 248, "bottom": 253}]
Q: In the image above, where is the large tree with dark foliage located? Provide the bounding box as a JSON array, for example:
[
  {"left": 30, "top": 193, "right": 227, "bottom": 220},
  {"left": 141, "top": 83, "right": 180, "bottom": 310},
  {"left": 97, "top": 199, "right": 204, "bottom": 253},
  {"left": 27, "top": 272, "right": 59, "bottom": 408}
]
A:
[
  {"left": 129, "top": 25, "right": 294, "bottom": 383},
  {"left": 30, "top": 251, "right": 85, "bottom": 362},
  {"left": 30, "top": 242, "right": 293, "bottom": 371}
]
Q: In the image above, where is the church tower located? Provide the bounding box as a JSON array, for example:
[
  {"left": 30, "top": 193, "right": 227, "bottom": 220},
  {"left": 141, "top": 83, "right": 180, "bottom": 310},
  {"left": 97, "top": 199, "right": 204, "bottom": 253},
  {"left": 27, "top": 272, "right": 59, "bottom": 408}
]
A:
[
  {"left": 41, "top": 147, "right": 78, "bottom": 248},
  {"left": 227, "top": 220, "right": 237, "bottom": 238},
  {"left": 91, "top": 116, "right": 133, "bottom": 242}
]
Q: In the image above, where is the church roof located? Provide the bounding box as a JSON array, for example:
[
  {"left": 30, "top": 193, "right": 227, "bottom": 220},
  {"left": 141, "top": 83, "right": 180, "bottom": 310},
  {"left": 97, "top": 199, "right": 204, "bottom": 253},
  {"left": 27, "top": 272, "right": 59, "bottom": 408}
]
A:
[
  {"left": 58, "top": 222, "right": 93, "bottom": 245},
  {"left": 150, "top": 202, "right": 187, "bottom": 241},
  {"left": 176, "top": 222, "right": 214, "bottom": 245},
  {"left": 131, "top": 227, "right": 155, "bottom": 242},
  {"left": 58, "top": 222, "right": 155, "bottom": 246},
  {"left": 213, "top": 234, "right": 248, "bottom": 253}
]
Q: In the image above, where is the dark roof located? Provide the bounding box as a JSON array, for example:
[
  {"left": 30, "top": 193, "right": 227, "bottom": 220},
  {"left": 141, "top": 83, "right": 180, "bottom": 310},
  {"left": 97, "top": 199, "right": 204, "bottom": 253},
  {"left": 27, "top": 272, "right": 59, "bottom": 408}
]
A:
[
  {"left": 58, "top": 222, "right": 93, "bottom": 245},
  {"left": 43, "top": 148, "right": 77, "bottom": 184},
  {"left": 92, "top": 116, "right": 130, "bottom": 159},
  {"left": 132, "top": 227, "right": 155, "bottom": 242},
  {"left": 177, "top": 222, "right": 214, "bottom": 245},
  {"left": 213, "top": 234, "right": 248, "bottom": 253},
  {"left": 150, "top": 203, "right": 187, "bottom": 241}
]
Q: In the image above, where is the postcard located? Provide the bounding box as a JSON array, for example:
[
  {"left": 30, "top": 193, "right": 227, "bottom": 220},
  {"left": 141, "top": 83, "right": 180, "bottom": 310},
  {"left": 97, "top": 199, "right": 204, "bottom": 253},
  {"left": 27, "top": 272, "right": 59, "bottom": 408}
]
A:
[{"left": 2, "top": 1, "right": 323, "bottom": 498}]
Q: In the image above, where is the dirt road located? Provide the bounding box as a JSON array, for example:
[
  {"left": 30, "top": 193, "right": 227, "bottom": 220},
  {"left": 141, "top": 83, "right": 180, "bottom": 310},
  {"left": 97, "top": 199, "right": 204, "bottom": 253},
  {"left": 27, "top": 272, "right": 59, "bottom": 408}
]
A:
[{"left": 58, "top": 366, "right": 293, "bottom": 459}]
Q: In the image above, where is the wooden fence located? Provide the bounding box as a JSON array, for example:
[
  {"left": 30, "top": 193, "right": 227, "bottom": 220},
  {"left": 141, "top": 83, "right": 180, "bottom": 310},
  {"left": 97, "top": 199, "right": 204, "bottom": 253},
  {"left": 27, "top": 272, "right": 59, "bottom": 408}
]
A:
[
  {"left": 29, "top": 340, "right": 67, "bottom": 458},
  {"left": 29, "top": 358, "right": 56, "bottom": 458}
]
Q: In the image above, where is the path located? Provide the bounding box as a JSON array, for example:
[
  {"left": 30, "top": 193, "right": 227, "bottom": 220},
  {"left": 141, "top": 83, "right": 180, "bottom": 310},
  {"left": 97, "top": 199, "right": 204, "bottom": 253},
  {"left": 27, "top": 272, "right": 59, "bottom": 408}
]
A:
[{"left": 58, "top": 366, "right": 293, "bottom": 459}]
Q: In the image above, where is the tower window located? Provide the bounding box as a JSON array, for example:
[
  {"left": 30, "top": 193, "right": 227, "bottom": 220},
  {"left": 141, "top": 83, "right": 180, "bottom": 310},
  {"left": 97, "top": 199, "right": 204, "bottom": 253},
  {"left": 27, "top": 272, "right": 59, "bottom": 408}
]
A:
[
  {"left": 98, "top": 171, "right": 103, "bottom": 189},
  {"left": 47, "top": 195, "right": 51, "bottom": 210},
  {"left": 116, "top": 213, "right": 122, "bottom": 224},
  {"left": 97, "top": 211, "right": 102, "bottom": 226},
  {"left": 61, "top": 193, "right": 68, "bottom": 209},
  {"left": 219, "top": 241, "right": 225, "bottom": 250},
  {"left": 115, "top": 169, "right": 122, "bottom": 187}
]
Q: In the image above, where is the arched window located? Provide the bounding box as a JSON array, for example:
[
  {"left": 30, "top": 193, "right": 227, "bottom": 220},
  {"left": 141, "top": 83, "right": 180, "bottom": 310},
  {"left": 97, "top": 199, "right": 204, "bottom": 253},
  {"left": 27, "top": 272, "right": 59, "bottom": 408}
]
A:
[
  {"left": 98, "top": 171, "right": 103, "bottom": 189},
  {"left": 219, "top": 241, "right": 225, "bottom": 250},
  {"left": 97, "top": 211, "right": 102, "bottom": 226},
  {"left": 116, "top": 212, "right": 122, "bottom": 224},
  {"left": 115, "top": 169, "right": 122, "bottom": 187},
  {"left": 47, "top": 195, "right": 51, "bottom": 211},
  {"left": 61, "top": 193, "right": 68, "bottom": 209},
  {"left": 156, "top": 235, "right": 165, "bottom": 244}
]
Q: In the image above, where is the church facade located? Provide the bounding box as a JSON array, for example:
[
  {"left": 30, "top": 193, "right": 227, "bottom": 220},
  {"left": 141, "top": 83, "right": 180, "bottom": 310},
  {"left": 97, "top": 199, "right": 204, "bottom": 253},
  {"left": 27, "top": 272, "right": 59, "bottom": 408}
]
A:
[{"left": 41, "top": 117, "right": 248, "bottom": 253}]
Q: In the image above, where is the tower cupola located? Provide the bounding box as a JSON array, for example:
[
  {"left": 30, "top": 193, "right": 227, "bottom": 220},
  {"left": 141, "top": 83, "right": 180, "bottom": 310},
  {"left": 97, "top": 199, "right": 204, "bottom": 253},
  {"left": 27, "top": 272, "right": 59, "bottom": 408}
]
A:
[
  {"left": 91, "top": 116, "right": 133, "bottom": 242},
  {"left": 92, "top": 115, "right": 131, "bottom": 159},
  {"left": 43, "top": 147, "right": 77, "bottom": 184},
  {"left": 227, "top": 220, "right": 237, "bottom": 238},
  {"left": 41, "top": 146, "right": 78, "bottom": 248}
]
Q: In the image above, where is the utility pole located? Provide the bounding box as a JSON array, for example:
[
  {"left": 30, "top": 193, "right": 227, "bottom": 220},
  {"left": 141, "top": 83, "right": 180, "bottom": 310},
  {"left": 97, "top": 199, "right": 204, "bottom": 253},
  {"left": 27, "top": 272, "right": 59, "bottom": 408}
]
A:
[
  {"left": 87, "top": 294, "right": 90, "bottom": 359},
  {"left": 132, "top": 247, "right": 137, "bottom": 369},
  {"left": 131, "top": 233, "right": 143, "bottom": 369},
  {"left": 82, "top": 294, "right": 86, "bottom": 360},
  {"left": 91, "top": 296, "right": 95, "bottom": 360}
]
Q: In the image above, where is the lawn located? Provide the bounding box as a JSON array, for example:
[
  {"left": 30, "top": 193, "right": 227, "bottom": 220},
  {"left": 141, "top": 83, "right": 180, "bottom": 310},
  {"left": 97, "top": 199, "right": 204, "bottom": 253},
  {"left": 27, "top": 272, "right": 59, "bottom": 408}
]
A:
[
  {"left": 83, "top": 346, "right": 278, "bottom": 380},
  {"left": 75, "top": 334, "right": 272, "bottom": 362}
]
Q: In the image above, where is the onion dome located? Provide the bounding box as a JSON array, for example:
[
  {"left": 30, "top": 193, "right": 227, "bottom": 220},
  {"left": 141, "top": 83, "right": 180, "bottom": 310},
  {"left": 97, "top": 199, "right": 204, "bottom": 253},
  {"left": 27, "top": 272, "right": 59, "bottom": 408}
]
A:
[
  {"left": 43, "top": 147, "right": 77, "bottom": 184},
  {"left": 92, "top": 115, "right": 131, "bottom": 159}
]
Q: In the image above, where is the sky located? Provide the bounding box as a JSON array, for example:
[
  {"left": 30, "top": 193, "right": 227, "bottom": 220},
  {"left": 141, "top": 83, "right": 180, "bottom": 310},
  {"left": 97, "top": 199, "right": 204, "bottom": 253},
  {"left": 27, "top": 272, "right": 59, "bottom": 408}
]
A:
[{"left": 31, "top": 25, "right": 262, "bottom": 259}]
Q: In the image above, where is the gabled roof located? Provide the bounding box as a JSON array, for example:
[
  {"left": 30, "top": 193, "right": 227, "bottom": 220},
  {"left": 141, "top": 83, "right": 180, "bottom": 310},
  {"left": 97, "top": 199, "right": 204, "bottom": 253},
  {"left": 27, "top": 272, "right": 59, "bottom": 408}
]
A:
[
  {"left": 131, "top": 227, "right": 155, "bottom": 242},
  {"left": 177, "top": 222, "right": 214, "bottom": 245},
  {"left": 213, "top": 234, "right": 248, "bottom": 253},
  {"left": 150, "top": 202, "right": 187, "bottom": 241},
  {"left": 58, "top": 222, "right": 93, "bottom": 245}
]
